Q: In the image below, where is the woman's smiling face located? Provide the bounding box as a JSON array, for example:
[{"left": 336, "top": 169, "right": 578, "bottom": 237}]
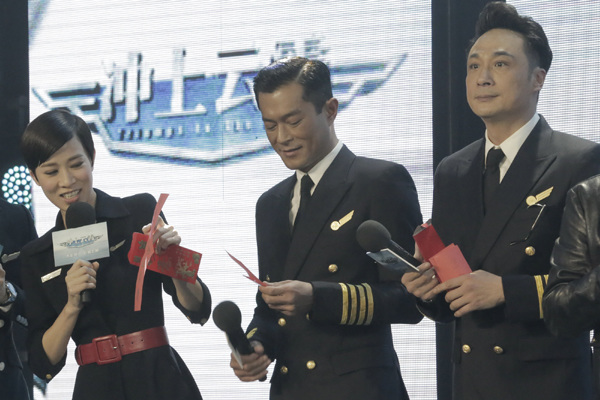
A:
[{"left": 31, "top": 136, "right": 96, "bottom": 221}]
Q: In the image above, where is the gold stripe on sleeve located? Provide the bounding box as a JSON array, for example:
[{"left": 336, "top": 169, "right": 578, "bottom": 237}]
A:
[
  {"left": 340, "top": 283, "right": 349, "bottom": 324},
  {"left": 349, "top": 284, "right": 358, "bottom": 325},
  {"left": 543, "top": 274, "right": 548, "bottom": 285},
  {"left": 356, "top": 285, "right": 367, "bottom": 325},
  {"left": 534, "top": 275, "right": 544, "bottom": 319},
  {"left": 363, "top": 283, "right": 374, "bottom": 325}
]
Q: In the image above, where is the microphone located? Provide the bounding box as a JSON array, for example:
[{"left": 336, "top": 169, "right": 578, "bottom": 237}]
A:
[
  {"left": 213, "top": 300, "right": 267, "bottom": 381},
  {"left": 65, "top": 202, "right": 97, "bottom": 304},
  {"left": 356, "top": 220, "right": 421, "bottom": 273},
  {"left": 213, "top": 300, "right": 254, "bottom": 355}
]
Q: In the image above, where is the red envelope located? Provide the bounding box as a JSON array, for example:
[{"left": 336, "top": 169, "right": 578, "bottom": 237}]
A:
[
  {"left": 413, "top": 222, "right": 471, "bottom": 282},
  {"left": 428, "top": 244, "right": 471, "bottom": 282},
  {"left": 128, "top": 232, "right": 201, "bottom": 283}
]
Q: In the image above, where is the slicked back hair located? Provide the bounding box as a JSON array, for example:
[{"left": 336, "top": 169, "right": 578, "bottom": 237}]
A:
[
  {"left": 253, "top": 57, "right": 333, "bottom": 114},
  {"left": 468, "top": 2, "right": 552, "bottom": 72}
]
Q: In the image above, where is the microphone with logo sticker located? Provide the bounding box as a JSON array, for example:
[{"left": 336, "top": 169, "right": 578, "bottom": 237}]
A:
[
  {"left": 356, "top": 219, "right": 421, "bottom": 274},
  {"left": 213, "top": 300, "right": 267, "bottom": 381},
  {"left": 62, "top": 201, "right": 106, "bottom": 304}
]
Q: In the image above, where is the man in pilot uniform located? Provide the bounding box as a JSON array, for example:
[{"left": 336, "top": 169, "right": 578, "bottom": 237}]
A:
[
  {"left": 229, "top": 56, "right": 423, "bottom": 399},
  {"left": 401, "top": 3, "right": 600, "bottom": 399}
]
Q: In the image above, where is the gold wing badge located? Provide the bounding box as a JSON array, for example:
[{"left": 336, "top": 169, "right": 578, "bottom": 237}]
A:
[
  {"left": 331, "top": 210, "right": 354, "bottom": 231},
  {"left": 246, "top": 328, "right": 258, "bottom": 339},
  {"left": 526, "top": 187, "right": 554, "bottom": 206},
  {"left": 109, "top": 239, "right": 126, "bottom": 252}
]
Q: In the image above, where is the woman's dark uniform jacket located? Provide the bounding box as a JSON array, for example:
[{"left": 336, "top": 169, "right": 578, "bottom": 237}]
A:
[
  {"left": 19, "top": 189, "right": 211, "bottom": 400},
  {"left": 544, "top": 174, "right": 600, "bottom": 397},
  {"left": 247, "top": 145, "right": 423, "bottom": 400},
  {"left": 0, "top": 199, "right": 37, "bottom": 400},
  {"left": 418, "top": 116, "right": 600, "bottom": 400}
]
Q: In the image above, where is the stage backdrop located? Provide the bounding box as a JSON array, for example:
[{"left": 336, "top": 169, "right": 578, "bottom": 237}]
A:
[
  {"left": 27, "top": 1, "right": 435, "bottom": 399},
  {"left": 26, "top": 1, "right": 600, "bottom": 399},
  {"left": 509, "top": 0, "right": 600, "bottom": 144}
]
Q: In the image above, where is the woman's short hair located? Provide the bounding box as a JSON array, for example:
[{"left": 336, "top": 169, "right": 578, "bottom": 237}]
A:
[{"left": 21, "top": 109, "right": 95, "bottom": 175}]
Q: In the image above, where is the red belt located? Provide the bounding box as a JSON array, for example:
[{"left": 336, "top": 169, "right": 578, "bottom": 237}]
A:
[{"left": 75, "top": 326, "right": 168, "bottom": 366}]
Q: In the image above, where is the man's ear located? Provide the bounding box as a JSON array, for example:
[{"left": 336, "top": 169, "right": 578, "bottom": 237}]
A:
[
  {"left": 532, "top": 67, "right": 546, "bottom": 92},
  {"left": 324, "top": 97, "right": 339, "bottom": 125}
]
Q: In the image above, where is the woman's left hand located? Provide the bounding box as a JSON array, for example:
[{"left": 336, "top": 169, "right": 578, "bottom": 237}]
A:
[{"left": 142, "top": 216, "right": 181, "bottom": 254}]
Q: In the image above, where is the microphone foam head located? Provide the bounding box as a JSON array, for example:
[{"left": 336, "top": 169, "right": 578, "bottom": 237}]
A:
[
  {"left": 213, "top": 300, "right": 242, "bottom": 333},
  {"left": 65, "top": 201, "right": 96, "bottom": 229},
  {"left": 356, "top": 219, "right": 392, "bottom": 252}
]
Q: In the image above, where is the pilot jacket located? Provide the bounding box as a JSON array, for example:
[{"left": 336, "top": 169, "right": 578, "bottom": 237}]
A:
[
  {"left": 0, "top": 199, "right": 37, "bottom": 400},
  {"left": 19, "top": 190, "right": 211, "bottom": 400},
  {"left": 419, "top": 116, "right": 600, "bottom": 400},
  {"left": 248, "top": 145, "right": 423, "bottom": 400}
]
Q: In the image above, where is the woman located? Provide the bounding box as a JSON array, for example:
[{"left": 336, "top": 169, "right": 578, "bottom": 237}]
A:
[{"left": 19, "top": 109, "right": 211, "bottom": 400}]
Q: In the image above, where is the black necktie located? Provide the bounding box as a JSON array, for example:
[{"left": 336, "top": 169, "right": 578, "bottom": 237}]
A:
[
  {"left": 483, "top": 147, "right": 505, "bottom": 214},
  {"left": 294, "top": 174, "right": 314, "bottom": 228}
]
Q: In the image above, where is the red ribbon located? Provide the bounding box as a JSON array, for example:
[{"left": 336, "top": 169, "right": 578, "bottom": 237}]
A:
[{"left": 134, "top": 193, "right": 169, "bottom": 311}]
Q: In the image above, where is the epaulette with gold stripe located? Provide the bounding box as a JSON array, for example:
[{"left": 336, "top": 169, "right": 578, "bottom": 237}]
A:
[
  {"left": 534, "top": 274, "right": 549, "bottom": 318},
  {"left": 339, "top": 283, "right": 374, "bottom": 325}
]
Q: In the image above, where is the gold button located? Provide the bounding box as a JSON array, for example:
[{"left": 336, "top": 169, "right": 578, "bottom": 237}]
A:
[
  {"left": 266, "top": 275, "right": 271, "bottom": 282},
  {"left": 493, "top": 346, "right": 504, "bottom": 355},
  {"left": 46, "top": 374, "right": 52, "bottom": 380},
  {"left": 280, "top": 365, "right": 288, "bottom": 374},
  {"left": 462, "top": 344, "right": 471, "bottom": 354},
  {"left": 278, "top": 318, "right": 286, "bottom": 327},
  {"left": 592, "top": 337, "right": 598, "bottom": 344},
  {"left": 306, "top": 313, "right": 311, "bottom": 321},
  {"left": 306, "top": 360, "right": 316, "bottom": 370},
  {"left": 525, "top": 246, "right": 536, "bottom": 256},
  {"left": 328, "top": 264, "right": 338, "bottom": 273}
]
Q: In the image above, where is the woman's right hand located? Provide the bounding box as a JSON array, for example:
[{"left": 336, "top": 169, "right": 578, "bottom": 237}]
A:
[
  {"left": 42, "top": 259, "right": 100, "bottom": 365},
  {"left": 65, "top": 260, "right": 99, "bottom": 310}
]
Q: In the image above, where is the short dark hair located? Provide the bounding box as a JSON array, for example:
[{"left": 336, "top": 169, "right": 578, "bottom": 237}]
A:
[
  {"left": 253, "top": 57, "right": 333, "bottom": 113},
  {"left": 468, "top": 2, "right": 552, "bottom": 72},
  {"left": 21, "top": 109, "right": 95, "bottom": 175}
]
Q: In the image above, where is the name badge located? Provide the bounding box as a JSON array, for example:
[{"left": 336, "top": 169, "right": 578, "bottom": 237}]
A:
[{"left": 41, "top": 269, "right": 62, "bottom": 283}]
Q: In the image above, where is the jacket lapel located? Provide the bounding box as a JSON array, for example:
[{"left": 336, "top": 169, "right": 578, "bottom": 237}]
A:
[
  {"left": 260, "top": 176, "right": 295, "bottom": 281},
  {"left": 469, "top": 118, "right": 556, "bottom": 269},
  {"left": 458, "top": 142, "right": 486, "bottom": 254},
  {"left": 282, "top": 146, "right": 354, "bottom": 280}
]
